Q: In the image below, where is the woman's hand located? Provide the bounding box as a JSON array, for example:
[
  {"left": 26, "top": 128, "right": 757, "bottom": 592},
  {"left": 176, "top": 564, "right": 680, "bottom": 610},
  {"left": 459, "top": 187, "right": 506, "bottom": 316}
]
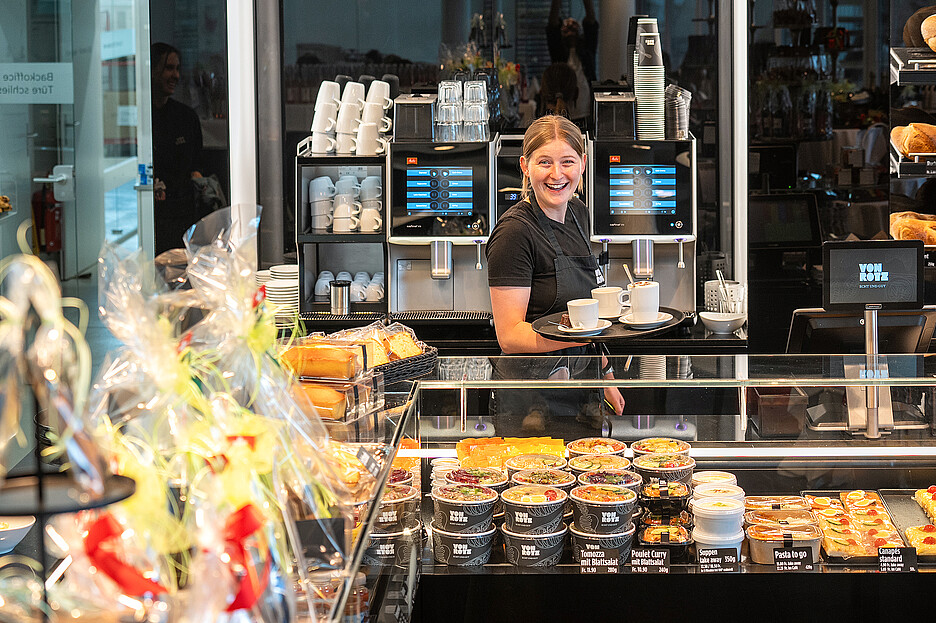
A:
[{"left": 604, "top": 386, "right": 625, "bottom": 416}]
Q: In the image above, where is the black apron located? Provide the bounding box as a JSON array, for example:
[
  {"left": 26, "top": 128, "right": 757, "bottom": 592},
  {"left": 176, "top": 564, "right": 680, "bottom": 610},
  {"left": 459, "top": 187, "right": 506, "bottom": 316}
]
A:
[{"left": 490, "top": 200, "right": 608, "bottom": 438}]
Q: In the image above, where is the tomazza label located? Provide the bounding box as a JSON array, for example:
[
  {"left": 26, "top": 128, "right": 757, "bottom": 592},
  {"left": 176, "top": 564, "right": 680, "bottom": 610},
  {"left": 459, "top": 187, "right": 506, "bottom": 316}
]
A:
[{"left": 0, "top": 63, "right": 73, "bottom": 104}]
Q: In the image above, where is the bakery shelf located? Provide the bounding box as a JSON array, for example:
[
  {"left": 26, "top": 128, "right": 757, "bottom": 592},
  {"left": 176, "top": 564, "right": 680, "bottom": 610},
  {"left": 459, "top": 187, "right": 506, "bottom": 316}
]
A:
[
  {"left": 890, "top": 48, "right": 936, "bottom": 86},
  {"left": 889, "top": 140, "right": 936, "bottom": 178}
]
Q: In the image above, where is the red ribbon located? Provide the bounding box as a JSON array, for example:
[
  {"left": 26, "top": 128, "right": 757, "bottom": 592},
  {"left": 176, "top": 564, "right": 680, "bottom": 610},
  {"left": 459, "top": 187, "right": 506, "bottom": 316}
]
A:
[
  {"left": 226, "top": 434, "right": 259, "bottom": 451},
  {"left": 84, "top": 512, "right": 167, "bottom": 597},
  {"left": 223, "top": 503, "right": 271, "bottom": 612}
]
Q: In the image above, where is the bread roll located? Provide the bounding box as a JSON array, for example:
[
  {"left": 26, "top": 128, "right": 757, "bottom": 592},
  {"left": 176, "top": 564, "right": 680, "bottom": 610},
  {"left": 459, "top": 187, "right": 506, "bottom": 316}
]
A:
[
  {"left": 890, "top": 210, "right": 936, "bottom": 245},
  {"left": 905, "top": 6, "right": 936, "bottom": 47},
  {"left": 901, "top": 123, "right": 936, "bottom": 156},
  {"left": 924, "top": 14, "right": 936, "bottom": 52},
  {"left": 292, "top": 382, "right": 347, "bottom": 420},
  {"left": 280, "top": 343, "right": 360, "bottom": 379},
  {"left": 891, "top": 125, "right": 908, "bottom": 153}
]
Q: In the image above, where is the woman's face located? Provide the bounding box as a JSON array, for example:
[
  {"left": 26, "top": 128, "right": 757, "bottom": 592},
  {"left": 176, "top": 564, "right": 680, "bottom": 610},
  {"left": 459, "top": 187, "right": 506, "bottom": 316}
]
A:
[{"left": 520, "top": 138, "right": 585, "bottom": 214}]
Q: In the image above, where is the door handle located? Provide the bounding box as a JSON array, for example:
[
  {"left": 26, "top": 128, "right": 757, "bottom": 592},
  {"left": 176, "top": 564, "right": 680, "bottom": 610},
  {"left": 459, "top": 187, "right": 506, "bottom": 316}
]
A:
[{"left": 32, "top": 174, "right": 68, "bottom": 184}]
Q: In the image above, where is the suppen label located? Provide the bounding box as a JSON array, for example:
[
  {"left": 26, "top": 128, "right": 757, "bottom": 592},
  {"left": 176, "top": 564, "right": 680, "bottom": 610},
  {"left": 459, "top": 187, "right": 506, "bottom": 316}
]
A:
[
  {"left": 698, "top": 548, "right": 740, "bottom": 573},
  {"left": 629, "top": 547, "right": 670, "bottom": 573},
  {"left": 773, "top": 547, "right": 815, "bottom": 572},
  {"left": 579, "top": 544, "right": 620, "bottom": 574},
  {"left": 879, "top": 547, "right": 918, "bottom": 573}
]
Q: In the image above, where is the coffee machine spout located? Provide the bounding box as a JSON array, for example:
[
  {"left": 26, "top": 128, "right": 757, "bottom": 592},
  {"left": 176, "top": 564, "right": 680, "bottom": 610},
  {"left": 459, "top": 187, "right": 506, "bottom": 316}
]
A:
[
  {"left": 431, "top": 240, "right": 453, "bottom": 279},
  {"left": 675, "top": 238, "right": 686, "bottom": 269},
  {"left": 632, "top": 238, "right": 654, "bottom": 280}
]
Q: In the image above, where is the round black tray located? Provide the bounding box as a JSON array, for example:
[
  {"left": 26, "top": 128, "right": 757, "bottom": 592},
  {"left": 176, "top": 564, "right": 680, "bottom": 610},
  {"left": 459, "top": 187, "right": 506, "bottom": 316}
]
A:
[
  {"left": 531, "top": 307, "right": 685, "bottom": 344},
  {"left": 0, "top": 473, "right": 136, "bottom": 517}
]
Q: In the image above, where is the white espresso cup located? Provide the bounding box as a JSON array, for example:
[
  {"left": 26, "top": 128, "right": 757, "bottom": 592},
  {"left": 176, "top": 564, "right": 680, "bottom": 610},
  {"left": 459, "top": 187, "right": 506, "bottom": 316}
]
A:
[
  {"left": 360, "top": 175, "right": 382, "bottom": 200},
  {"left": 342, "top": 81, "right": 366, "bottom": 107},
  {"left": 309, "top": 212, "right": 330, "bottom": 229},
  {"left": 361, "top": 207, "right": 383, "bottom": 231},
  {"left": 356, "top": 122, "right": 389, "bottom": 156},
  {"left": 315, "top": 81, "right": 341, "bottom": 110},
  {"left": 309, "top": 176, "right": 336, "bottom": 200},
  {"left": 336, "top": 102, "right": 362, "bottom": 134},
  {"left": 361, "top": 198, "right": 382, "bottom": 213},
  {"left": 329, "top": 214, "right": 360, "bottom": 232},
  {"left": 335, "top": 132, "right": 357, "bottom": 155},
  {"left": 335, "top": 176, "right": 361, "bottom": 197},
  {"left": 626, "top": 280, "right": 660, "bottom": 323},
  {"left": 332, "top": 193, "right": 362, "bottom": 217},
  {"left": 365, "top": 79, "right": 394, "bottom": 109},
  {"left": 361, "top": 101, "right": 392, "bottom": 131},
  {"left": 310, "top": 103, "right": 337, "bottom": 133},
  {"left": 567, "top": 298, "right": 600, "bottom": 330},
  {"left": 591, "top": 286, "right": 628, "bottom": 318},
  {"left": 308, "top": 132, "right": 336, "bottom": 154}
]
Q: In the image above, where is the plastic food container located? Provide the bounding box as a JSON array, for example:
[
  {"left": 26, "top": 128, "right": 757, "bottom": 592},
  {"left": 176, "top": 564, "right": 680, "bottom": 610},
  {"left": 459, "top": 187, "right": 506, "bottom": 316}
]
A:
[
  {"left": 641, "top": 509, "right": 693, "bottom": 528},
  {"left": 431, "top": 521, "right": 497, "bottom": 566},
  {"left": 501, "top": 485, "right": 567, "bottom": 534},
  {"left": 632, "top": 453, "right": 696, "bottom": 485},
  {"left": 690, "top": 497, "right": 745, "bottom": 537},
  {"left": 578, "top": 469, "right": 643, "bottom": 493},
  {"left": 566, "top": 437, "right": 627, "bottom": 457},
  {"left": 570, "top": 521, "right": 636, "bottom": 565},
  {"left": 637, "top": 525, "right": 693, "bottom": 563},
  {"left": 374, "top": 484, "right": 419, "bottom": 533},
  {"left": 631, "top": 437, "right": 691, "bottom": 456},
  {"left": 569, "top": 485, "right": 638, "bottom": 534},
  {"left": 744, "top": 495, "right": 810, "bottom": 512},
  {"left": 691, "top": 471, "right": 737, "bottom": 488},
  {"left": 693, "top": 527, "right": 745, "bottom": 558},
  {"left": 446, "top": 467, "right": 509, "bottom": 515},
  {"left": 388, "top": 468, "right": 414, "bottom": 487},
  {"left": 692, "top": 483, "right": 745, "bottom": 503},
  {"left": 431, "top": 485, "right": 498, "bottom": 534},
  {"left": 501, "top": 523, "right": 568, "bottom": 567},
  {"left": 511, "top": 468, "right": 576, "bottom": 489},
  {"left": 743, "top": 509, "right": 819, "bottom": 529},
  {"left": 639, "top": 480, "right": 693, "bottom": 516},
  {"left": 504, "top": 454, "right": 567, "bottom": 479},
  {"left": 364, "top": 524, "right": 421, "bottom": 567},
  {"left": 745, "top": 524, "right": 822, "bottom": 564},
  {"left": 567, "top": 453, "right": 631, "bottom": 474}
]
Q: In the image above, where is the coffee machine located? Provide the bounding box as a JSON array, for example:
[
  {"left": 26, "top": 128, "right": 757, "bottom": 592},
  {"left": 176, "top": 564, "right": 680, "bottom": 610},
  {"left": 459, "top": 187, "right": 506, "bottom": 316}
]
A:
[
  {"left": 587, "top": 136, "right": 698, "bottom": 319},
  {"left": 387, "top": 140, "right": 495, "bottom": 316}
]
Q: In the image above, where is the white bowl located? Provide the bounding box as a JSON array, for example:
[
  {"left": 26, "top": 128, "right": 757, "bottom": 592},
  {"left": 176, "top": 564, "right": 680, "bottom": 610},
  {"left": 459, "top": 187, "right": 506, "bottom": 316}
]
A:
[
  {"left": 0, "top": 516, "right": 36, "bottom": 553},
  {"left": 699, "top": 312, "right": 746, "bottom": 334}
]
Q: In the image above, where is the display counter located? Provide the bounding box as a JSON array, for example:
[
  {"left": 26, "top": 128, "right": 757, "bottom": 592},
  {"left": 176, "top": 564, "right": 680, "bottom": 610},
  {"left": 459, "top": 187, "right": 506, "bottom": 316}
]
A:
[{"left": 363, "top": 354, "right": 936, "bottom": 621}]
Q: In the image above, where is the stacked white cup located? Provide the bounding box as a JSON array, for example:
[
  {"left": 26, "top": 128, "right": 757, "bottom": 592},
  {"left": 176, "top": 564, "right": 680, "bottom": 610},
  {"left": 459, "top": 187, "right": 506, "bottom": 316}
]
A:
[
  {"left": 308, "top": 80, "right": 341, "bottom": 154},
  {"left": 308, "top": 176, "right": 337, "bottom": 230},
  {"left": 359, "top": 175, "right": 383, "bottom": 232},
  {"left": 364, "top": 79, "right": 394, "bottom": 147},
  {"left": 314, "top": 270, "right": 334, "bottom": 301},
  {"left": 366, "top": 272, "right": 385, "bottom": 302}
]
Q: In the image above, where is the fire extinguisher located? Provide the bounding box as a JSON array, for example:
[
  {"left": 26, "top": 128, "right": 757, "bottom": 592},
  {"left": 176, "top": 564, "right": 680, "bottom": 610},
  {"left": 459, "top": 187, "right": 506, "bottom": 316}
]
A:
[{"left": 30, "top": 184, "right": 63, "bottom": 253}]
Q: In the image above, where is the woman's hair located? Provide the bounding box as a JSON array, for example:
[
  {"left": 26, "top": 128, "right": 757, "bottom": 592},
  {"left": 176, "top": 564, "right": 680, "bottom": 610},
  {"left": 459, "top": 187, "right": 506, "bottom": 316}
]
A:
[
  {"left": 521, "top": 114, "right": 585, "bottom": 201},
  {"left": 539, "top": 62, "right": 578, "bottom": 116}
]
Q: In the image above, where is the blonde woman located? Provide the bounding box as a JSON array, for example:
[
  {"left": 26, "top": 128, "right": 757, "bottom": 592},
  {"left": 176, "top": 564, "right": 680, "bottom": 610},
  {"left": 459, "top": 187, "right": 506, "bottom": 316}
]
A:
[{"left": 486, "top": 115, "right": 624, "bottom": 435}]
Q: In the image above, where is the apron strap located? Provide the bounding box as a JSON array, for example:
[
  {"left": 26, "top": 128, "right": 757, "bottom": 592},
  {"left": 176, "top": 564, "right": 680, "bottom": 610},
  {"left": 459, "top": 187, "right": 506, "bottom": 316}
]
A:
[{"left": 530, "top": 197, "right": 594, "bottom": 257}]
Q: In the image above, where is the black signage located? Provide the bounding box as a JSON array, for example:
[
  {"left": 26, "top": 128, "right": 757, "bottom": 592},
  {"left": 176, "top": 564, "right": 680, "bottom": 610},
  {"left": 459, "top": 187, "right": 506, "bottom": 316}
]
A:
[
  {"left": 356, "top": 446, "right": 383, "bottom": 479},
  {"left": 579, "top": 543, "right": 620, "bottom": 574},
  {"left": 773, "top": 546, "right": 815, "bottom": 572},
  {"left": 698, "top": 548, "right": 740, "bottom": 573},
  {"left": 879, "top": 547, "right": 918, "bottom": 573},
  {"left": 629, "top": 547, "right": 670, "bottom": 573},
  {"left": 296, "top": 517, "right": 348, "bottom": 566}
]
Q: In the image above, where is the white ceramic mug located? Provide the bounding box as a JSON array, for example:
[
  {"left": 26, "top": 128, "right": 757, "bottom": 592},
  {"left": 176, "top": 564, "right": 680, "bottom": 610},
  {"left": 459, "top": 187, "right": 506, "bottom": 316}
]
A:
[
  {"left": 336, "top": 101, "right": 362, "bottom": 134},
  {"left": 354, "top": 271, "right": 370, "bottom": 282},
  {"left": 365, "top": 79, "right": 393, "bottom": 109},
  {"left": 355, "top": 122, "right": 389, "bottom": 156},
  {"left": 361, "top": 207, "right": 383, "bottom": 231},
  {"left": 315, "top": 81, "right": 341, "bottom": 110},
  {"left": 365, "top": 282, "right": 385, "bottom": 301},
  {"left": 332, "top": 193, "right": 362, "bottom": 217},
  {"left": 308, "top": 132, "right": 336, "bottom": 154},
  {"left": 335, "top": 176, "right": 361, "bottom": 197},
  {"left": 308, "top": 176, "right": 336, "bottom": 200},
  {"left": 567, "top": 298, "right": 600, "bottom": 330},
  {"left": 626, "top": 280, "right": 660, "bottom": 323},
  {"left": 330, "top": 214, "right": 360, "bottom": 232},
  {"left": 310, "top": 103, "right": 337, "bottom": 133},
  {"left": 310, "top": 198, "right": 332, "bottom": 217},
  {"left": 342, "top": 81, "right": 366, "bottom": 107},
  {"left": 335, "top": 132, "right": 357, "bottom": 155},
  {"left": 591, "top": 286, "right": 628, "bottom": 318},
  {"left": 361, "top": 101, "right": 392, "bottom": 131},
  {"left": 361, "top": 198, "right": 382, "bottom": 214},
  {"left": 360, "top": 175, "right": 382, "bottom": 200}
]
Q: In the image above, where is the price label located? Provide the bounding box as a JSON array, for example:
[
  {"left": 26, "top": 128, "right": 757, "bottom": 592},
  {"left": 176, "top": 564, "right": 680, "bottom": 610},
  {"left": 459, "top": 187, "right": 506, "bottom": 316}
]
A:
[
  {"left": 629, "top": 547, "right": 670, "bottom": 573},
  {"left": 697, "top": 548, "right": 740, "bottom": 573},
  {"left": 773, "top": 547, "right": 815, "bottom": 572},
  {"left": 357, "top": 446, "right": 383, "bottom": 479},
  {"left": 879, "top": 547, "right": 918, "bottom": 573},
  {"left": 579, "top": 544, "right": 620, "bottom": 574}
]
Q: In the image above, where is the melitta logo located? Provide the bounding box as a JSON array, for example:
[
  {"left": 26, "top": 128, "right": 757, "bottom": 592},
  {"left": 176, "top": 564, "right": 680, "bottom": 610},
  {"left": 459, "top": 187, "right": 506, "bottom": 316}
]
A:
[
  {"left": 407, "top": 157, "right": 418, "bottom": 165},
  {"left": 858, "top": 263, "right": 888, "bottom": 282},
  {"left": 610, "top": 155, "right": 620, "bottom": 163}
]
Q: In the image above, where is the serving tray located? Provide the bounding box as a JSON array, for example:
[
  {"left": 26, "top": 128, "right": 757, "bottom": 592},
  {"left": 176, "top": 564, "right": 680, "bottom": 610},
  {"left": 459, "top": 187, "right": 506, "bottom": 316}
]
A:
[
  {"left": 879, "top": 489, "right": 936, "bottom": 564},
  {"left": 801, "top": 489, "right": 906, "bottom": 565}
]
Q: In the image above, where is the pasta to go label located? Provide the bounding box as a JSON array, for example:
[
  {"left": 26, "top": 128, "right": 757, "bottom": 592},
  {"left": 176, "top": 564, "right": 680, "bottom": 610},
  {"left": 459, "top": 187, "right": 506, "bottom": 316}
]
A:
[{"left": 773, "top": 547, "right": 814, "bottom": 572}]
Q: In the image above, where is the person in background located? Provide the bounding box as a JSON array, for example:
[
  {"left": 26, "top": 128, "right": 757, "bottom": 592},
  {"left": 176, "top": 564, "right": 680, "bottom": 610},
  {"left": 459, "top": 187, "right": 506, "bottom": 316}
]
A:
[
  {"left": 486, "top": 115, "right": 624, "bottom": 436},
  {"left": 151, "top": 42, "right": 204, "bottom": 255},
  {"left": 547, "top": 0, "right": 598, "bottom": 129},
  {"left": 537, "top": 62, "right": 579, "bottom": 118}
]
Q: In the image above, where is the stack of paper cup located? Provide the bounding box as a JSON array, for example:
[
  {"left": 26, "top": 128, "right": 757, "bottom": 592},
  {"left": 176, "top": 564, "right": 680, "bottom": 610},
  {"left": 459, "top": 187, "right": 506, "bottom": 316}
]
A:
[
  {"left": 255, "top": 269, "right": 271, "bottom": 287},
  {"left": 635, "top": 30, "right": 665, "bottom": 141}
]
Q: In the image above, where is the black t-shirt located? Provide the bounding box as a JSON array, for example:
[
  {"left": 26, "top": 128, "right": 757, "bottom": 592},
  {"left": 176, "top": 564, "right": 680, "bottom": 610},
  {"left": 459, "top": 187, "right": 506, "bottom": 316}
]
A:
[{"left": 486, "top": 196, "right": 592, "bottom": 321}]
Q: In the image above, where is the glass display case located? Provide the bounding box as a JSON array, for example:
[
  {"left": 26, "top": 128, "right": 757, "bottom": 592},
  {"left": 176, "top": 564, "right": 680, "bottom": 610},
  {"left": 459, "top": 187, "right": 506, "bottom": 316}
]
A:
[{"left": 360, "top": 354, "right": 936, "bottom": 619}]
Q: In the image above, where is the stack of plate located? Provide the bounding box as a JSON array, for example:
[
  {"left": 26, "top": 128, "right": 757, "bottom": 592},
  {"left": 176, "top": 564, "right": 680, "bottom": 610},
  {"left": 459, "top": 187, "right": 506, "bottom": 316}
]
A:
[
  {"left": 265, "top": 278, "right": 299, "bottom": 326},
  {"left": 255, "top": 269, "right": 271, "bottom": 286},
  {"left": 635, "top": 31, "right": 665, "bottom": 141},
  {"left": 638, "top": 354, "right": 666, "bottom": 380},
  {"left": 665, "top": 84, "right": 692, "bottom": 140},
  {"left": 270, "top": 264, "right": 300, "bottom": 281}
]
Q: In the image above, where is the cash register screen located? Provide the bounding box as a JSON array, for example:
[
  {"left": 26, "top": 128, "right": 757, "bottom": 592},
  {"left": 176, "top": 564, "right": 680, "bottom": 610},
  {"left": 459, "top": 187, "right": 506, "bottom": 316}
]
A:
[
  {"left": 390, "top": 142, "right": 489, "bottom": 237},
  {"left": 822, "top": 240, "right": 924, "bottom": 311},
  {"left": 592, "top": 140, "right": 692, "bottom": 237}
]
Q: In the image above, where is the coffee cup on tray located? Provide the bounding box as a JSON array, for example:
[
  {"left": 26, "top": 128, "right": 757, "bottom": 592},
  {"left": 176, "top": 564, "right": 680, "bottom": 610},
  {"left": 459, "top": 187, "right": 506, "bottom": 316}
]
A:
[
  {"left": 625, "top": 281, "right": 660, "bottom": 323},
  {"left": 566, "top": 298, "right": 600, "bottom": 330}
]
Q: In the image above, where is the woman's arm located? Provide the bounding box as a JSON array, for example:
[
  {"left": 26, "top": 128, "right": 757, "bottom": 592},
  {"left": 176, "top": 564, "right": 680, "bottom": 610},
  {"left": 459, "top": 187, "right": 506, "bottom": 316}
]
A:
[{"left": 490, "top": 286, "right": 584, "bottom": 353}]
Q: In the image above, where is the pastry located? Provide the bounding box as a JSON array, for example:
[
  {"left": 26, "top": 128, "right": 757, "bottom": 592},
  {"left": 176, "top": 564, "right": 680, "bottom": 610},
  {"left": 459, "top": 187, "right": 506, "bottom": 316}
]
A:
[
  {"left": 291, "top": 382, "right": 347, "bottom": 420},
  {"left": 840, "top": 489, "right": 885, "bottom": 511},
  {"left": 890, "top": 211, "right": 936, "bottom": 245},
  {"left": 384, "top": 331, "right": 422, "bottom": 360},
  {"left": 280, "top": 343, "right": 361, "bottom": 379},
  {"left": 914, "top": 486, "right": 936, "bottom": 520},
  {"left": 905, "top": 524, "right": 936, "bottom": 555},
  {"left": 924, "top": 14, "right": 936, "bottom": 52}
]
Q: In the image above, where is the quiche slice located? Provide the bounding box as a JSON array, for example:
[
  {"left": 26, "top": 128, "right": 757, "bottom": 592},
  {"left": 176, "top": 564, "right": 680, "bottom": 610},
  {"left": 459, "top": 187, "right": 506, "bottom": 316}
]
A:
[
  {"left": 805, "top": 495, "right": 844, "bottom": 511},
  {"left": 913, "top": 486, "right": 936, "bottom": 521},
  {"left": 862, "top": 528, "right": 904, "bottom": 550},
  {"left": 823, "top": 531, "right": 869, "bottom": 558},
  {"left": 841, "top": 490, "right": 885, "bottom": 511},
  {"left": 905, "top": 524, "right": 936, "bottom": 555}
]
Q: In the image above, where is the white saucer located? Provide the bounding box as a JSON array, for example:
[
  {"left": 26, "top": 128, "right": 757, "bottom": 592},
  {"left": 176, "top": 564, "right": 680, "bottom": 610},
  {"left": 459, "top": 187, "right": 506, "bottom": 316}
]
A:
[
  {"left": 619, "top": 311, "right": 673, "bottom": 329},
  {"left": 556, "top": 319, "right": 612, "bottom": 335}
]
